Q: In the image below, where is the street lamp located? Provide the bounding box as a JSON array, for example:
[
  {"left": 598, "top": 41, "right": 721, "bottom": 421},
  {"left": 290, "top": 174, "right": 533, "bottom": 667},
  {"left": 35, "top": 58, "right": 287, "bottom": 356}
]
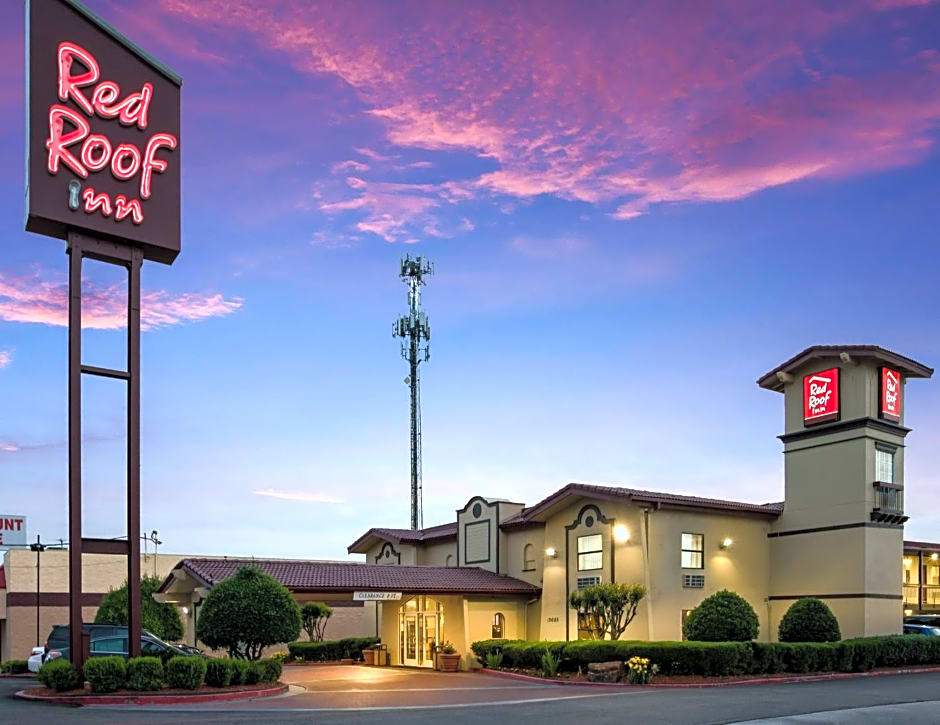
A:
[{"left": 29, "top": 536, "right": 46, "bottom": 647}]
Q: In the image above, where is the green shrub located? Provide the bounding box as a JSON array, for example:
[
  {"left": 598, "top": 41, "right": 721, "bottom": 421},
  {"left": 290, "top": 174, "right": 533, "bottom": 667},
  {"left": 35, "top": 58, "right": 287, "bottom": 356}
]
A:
[
  {"left": 1, "top": 659, "right": 29, "bottom": 674},
  {"left": 469, "top": 639, "right": 511, "bottom": 662},
  {"left": 205, "top": 659, "right": 235, "bottom": 687},
  {"left": 243, "top": 661, "right": 263, "bottom": 685},
  {"left": 684, "top": 590, "right": 760, "bottom": 642},
  {"left": 126, "top": 657, "right": 164, "bottom": 691},
  {"left": 749, "top": 642, "right": 786, "bottom": 673},
  {"left": 197, "top": 567, "right": 301, "bottom": 660},
  {"left": 301, "top": 602, "right": 333, "bottom": 642},
  {"left": 165, "top": 656, "right": 207, "bottom": 689},
  {"left": 838, "top": 635, "right": 940, "bottom": 672},
  {"left": 778, "top": 598, "right": 841, "bottom": 643},
  {"left": 95, "top": 575, "right": 184, "bottom": 642},
  {"left": 257, "top": 657, "right": 283, "bottom": 683},
  {"left": 229, "top": 658, "right": 251, "bottom": 685},
  {"left": 484, "top": 651, "right": 503, "bottom": 669},
  {"left": 37, "top": 658, "right": 80, "bottom": 692},
  {"left": 287, "top": 637, "right": 380, "bottom": 662},
  {"left": 83, "top": 656, "right": 126, "bottom": 694},
  {"left": 540, "top": 648, "right": 560, "bottom": 677}
]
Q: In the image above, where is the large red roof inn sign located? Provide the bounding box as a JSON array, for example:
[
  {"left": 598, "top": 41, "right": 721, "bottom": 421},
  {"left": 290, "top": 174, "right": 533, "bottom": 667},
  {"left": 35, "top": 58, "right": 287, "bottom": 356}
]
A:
[{"left": 26, "top": 0, "right": 181, "bottom": 264}]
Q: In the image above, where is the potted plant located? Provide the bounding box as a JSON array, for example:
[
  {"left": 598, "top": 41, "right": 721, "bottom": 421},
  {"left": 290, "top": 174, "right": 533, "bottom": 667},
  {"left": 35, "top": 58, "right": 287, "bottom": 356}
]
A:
[{"left": 437, "top": 641, "right": 460, "bottom": 672}]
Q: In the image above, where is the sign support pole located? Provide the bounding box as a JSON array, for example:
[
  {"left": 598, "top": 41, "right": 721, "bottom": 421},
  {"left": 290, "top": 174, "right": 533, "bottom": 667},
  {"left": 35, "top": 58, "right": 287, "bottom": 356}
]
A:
[
  {"left": 67, "top": 236, "right": 83, "bottom": 670},
  {"left": 66, "top": 232, "right": 144, "bottom": 670}
]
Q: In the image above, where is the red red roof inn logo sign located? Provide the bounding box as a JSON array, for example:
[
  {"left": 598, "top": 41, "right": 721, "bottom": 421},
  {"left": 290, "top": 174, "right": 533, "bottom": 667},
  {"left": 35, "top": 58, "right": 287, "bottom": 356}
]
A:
[
  {"left": 803, "top": 367, "right": 840, "bottom": 425},
  {"left": 880, "top": 367, "right": 902, "bottom": 422},
  {"left": 26, "top": 0, "right": 182, "bottom": 264}
]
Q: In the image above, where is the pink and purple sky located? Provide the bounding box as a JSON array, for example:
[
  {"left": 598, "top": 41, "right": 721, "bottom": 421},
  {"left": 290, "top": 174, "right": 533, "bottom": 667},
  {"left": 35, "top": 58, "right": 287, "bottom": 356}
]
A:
[{"left": 1, "top": 0, "right": 939, "bottom": 558}]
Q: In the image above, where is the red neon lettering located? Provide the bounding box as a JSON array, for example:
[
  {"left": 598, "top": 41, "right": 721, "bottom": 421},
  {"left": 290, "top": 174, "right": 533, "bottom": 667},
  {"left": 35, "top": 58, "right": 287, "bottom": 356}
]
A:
[
  {"left": 114, "top": 196, "right": 144, "bottom": 224},
  {"left": 57, "top": 42, "right": 99, "bottom": 116},
  {"left": 111, "top": 144, "right": 142, "bottom": 180},
  {"left": 46, "top": 105, "right": 89, "bottom": 176},
  {"left": 80, "top": 134, "right": 112, "bottom": 172},
  {"left": 117, "top": 83, "right": 153, "bottom": 129},
  {"left": 91, "top": 81, "right": 121, "bottom": 118},
  {"left": 83, "top": 187, "right": 113, "bottom": 216},
  {"left": 140, "top": 133, "right": 177, "bottom": 199}
]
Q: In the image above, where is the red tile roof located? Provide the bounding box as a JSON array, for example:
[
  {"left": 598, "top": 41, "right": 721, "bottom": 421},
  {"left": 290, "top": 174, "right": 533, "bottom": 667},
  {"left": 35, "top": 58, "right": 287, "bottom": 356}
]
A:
[
  {"left": 507, "top": 483, "right": 784, "bottom": 522},
  {"left": 347, "top": 522, "right": 457, "bottom": 553},
  {"left": 161, "top": 558, "right": 539, "bottom": 596}
]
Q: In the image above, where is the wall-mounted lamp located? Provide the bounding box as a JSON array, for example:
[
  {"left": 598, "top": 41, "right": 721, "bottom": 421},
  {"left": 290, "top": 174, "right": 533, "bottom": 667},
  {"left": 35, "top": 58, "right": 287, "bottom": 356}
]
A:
[
  {"left": 904, "top": 609, "right": 913, "bottom": 617},
  {"left": 545, "top": 547, "right": 557, "bottom": 558},
  {"left": 904, "top": 557, "right": 912, "bottom": 568},
  {"left": 932, "top": 553, "right": 939, "bottom": 561},
  {"left": 182, "top": 606, "right": 190, "bottom": 616},
  {"left": 613, "top": 524, "right": 630, "bottom": 543},
  {"left": 720, "top": 537, "right": 734, "bottom": 550}
]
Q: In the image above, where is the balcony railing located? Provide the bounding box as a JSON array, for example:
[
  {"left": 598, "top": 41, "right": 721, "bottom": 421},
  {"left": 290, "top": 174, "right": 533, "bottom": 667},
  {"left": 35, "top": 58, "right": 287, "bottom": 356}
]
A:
[
  {"left": 923, "top": 585, "right": 940, "bottom": 610},
  {"left": 904, "top": 584, "right": 919, "bottom": 606},
  {"left": 902, "top": 585, "right": 940, "bottom": 611},
  {"left": 872, "top": 482, "right": 907, "bottom": 524}
]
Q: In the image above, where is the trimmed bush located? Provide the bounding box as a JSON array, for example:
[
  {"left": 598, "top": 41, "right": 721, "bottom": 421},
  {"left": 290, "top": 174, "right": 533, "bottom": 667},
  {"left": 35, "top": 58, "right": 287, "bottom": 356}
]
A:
[
  {"left": 1, "top": 659, "right": 29, "bottom": 674},
  {"left": 469, "top": 639, "right": 511, "bottom": 662},
  {"left": 684, "top": 590, "right": 760, "bottom": 642},
  {"left": 83, "top": 656, "right": 126, "bottom": 694},
  {"left": 37, "top": 658, "right": 80, "bottom": 692},
  {"left": 778, "top": 598, "right": 841, "bottom": 643},
  {"left": 229, "top": 658, "right": 251, "bottom": 685},
  {"left": 257, "top": 657, "right": 283, "bottom": 683},
  {"left": 165, "top": 656, "right": 207, "bottom": 690},
  {"left": 197, "top": 567, "right": 301, "bottom": 660},
  {"left": 126, "top": 656, "right": 164, "bottom": 691},
  {"left": 205, "top": 659, "right": 235, "bottom": 688},
  {"left": 288, "top": 637, "right": 380, "bottom": 662},
  {"left": 243, "top": 661, "right": 263, "bottom": 685}
]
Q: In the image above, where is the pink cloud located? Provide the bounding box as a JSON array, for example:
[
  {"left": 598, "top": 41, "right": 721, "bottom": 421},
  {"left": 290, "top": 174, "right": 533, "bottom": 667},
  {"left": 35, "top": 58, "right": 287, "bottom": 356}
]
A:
[
  {"left": 160, "top": 0, "right": 940, "bottom": 229},
  {"left": 332, "top": 160, "right": 370, "bottom": 173},
  {"left": 0, "top": 349, "right": 11, "bottom": 369},
  {"left": 319, "top": 177, "right": 440, "bottom": 242},
  {"left": 0, "top": 273, "right": 243, "bottom": 330}
]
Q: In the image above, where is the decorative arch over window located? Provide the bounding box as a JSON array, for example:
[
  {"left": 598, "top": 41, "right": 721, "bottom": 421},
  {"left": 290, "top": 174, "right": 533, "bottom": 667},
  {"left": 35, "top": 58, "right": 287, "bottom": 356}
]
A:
[
  {"left": 523, "top": 543, "right": 536, "bottom": 571},
  {"left": 375, "top": 542, "right": 401, "bottom": 564},
  {"left": 492, "top": 612, "right": 505, "bottom": 638}
]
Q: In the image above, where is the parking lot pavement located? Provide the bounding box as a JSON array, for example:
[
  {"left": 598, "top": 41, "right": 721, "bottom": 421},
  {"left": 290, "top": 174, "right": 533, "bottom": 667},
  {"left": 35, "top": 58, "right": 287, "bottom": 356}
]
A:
[{"left": 3, "top": 669, "right": 940, "bottom": 724}]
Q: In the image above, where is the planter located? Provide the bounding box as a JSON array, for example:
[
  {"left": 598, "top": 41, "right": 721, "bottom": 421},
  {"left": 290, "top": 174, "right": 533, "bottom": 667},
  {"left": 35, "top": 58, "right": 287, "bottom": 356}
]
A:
[
  {"left": 438, "top": 653, "right": 461, "bottom": 672},
  {"left": 363, "top": 649, "right": 375, "bottom": 666}
]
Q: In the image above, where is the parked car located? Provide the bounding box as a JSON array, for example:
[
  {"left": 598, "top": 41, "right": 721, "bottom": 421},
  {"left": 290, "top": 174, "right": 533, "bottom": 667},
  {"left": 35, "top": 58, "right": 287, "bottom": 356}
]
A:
[
  {"left": 43, "top": 624, "right": 160, "bottom": 663},
  {"left": 903, "top": 623, "right": 940, "bottom": 636},
  {"left": 905, "top": 614, "right": 940, "bottom": 627},
  {"left": 27, "top": 646, "right": 44, "bottom": 673},
  {"left": 170, "top": 643, "right": 204, "bottom": 656}
]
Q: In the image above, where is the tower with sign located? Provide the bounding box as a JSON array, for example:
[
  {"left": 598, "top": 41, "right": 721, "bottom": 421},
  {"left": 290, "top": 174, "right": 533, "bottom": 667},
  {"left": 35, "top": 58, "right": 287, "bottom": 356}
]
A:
[
  {"left": 758, "top": 346, "right": 933, "bottom": 638},
  {"left": 25, "top": 0, "right": 182, "bottom": 669}
]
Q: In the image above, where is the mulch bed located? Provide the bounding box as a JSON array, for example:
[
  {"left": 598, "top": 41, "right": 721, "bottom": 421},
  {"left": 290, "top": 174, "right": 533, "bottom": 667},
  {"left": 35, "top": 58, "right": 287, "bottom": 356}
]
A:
[
  {"left": 486, "top": 665, "right": 940, "bottom": 687},
  {"left": 25, "top": 681, "right": 281, "bottom": 698}
]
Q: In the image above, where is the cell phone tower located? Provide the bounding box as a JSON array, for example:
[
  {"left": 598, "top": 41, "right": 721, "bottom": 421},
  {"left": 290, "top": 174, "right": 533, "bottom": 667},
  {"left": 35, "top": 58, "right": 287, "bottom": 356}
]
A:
[{"left": 393, "top": 255, "right": 434, "bottom": 530}]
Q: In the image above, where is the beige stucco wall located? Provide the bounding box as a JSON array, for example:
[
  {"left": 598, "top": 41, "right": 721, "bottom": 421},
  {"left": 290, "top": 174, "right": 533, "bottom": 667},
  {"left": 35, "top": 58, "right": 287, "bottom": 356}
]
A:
[{"left": 416, "top": 539, "right": 456, "bottom": 566}]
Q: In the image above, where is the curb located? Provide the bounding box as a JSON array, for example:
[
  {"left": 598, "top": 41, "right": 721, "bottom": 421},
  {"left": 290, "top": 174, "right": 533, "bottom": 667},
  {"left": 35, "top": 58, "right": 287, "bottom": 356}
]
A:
[
  {"left": 14, "top": 683, "right": 289, "bottom": 706},
  {"left": 480, "top": 665, "right": 940, "bottom": 689}
]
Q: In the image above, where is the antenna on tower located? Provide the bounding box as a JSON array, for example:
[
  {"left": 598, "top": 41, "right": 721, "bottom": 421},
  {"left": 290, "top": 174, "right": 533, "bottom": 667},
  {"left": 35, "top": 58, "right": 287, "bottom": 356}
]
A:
[{"left": 393, "top": 255, "right": 433, "bottom": 530}]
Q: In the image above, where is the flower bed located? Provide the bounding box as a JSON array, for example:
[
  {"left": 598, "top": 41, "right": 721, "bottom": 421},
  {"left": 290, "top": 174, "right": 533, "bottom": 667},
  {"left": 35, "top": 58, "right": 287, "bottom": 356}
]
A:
[{"left": 471, "top": 635, "right": 940, "bottom": 680}]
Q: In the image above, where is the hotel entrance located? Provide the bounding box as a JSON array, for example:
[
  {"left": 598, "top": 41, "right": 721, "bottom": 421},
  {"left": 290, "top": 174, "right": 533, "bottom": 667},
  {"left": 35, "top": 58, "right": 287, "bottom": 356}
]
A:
[{"left": 399, "top": 596, "right": 442, "bottom": 668}]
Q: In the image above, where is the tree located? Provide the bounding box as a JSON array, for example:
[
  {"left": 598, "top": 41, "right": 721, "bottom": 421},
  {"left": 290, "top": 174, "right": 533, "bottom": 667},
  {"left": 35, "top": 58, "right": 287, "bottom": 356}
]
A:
[
  {"left": 300, "top": 602, "right": 333, "bottom": 642},
  {"left": 778, "top": 597, "right": 841, "bottom": 642},
  {"left": 196, "top": 566, "right": 301, "bottom": 660},
  {"left": 95, "top": 575, "right": 184, "bottom": 642},
  {"left": 568, "top": 582, "right": 646, "bottom": 640},
  {"left": 683, "top": 589, "right": 759, "bottom": 642}
]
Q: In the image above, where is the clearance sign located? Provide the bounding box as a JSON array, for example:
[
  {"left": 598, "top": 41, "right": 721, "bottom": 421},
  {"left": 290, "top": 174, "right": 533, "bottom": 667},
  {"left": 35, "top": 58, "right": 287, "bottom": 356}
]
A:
[
  {"left": 803, "top": 367, "right": 840, "bottom": 425},
  {"left": 880, "top": 367, "right": 902, "bottom": 422},
  {"left": 26, "top": 0, "right": 182, "bottom": 264}
]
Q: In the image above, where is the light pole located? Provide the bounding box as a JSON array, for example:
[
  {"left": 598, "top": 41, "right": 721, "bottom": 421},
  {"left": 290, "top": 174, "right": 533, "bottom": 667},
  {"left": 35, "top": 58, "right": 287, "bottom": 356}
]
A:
[{"left": 29, "top": 536, "right": 46, "bottom": 646}]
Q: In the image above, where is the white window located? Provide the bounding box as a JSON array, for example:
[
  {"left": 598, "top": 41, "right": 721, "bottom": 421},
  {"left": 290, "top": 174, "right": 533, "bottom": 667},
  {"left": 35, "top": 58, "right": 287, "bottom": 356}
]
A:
[
  {"left": 523, "top": 543, "right": 535, "bottom": 571},
  {"left": 876, "top": 448, "right": 895, "bottom": 484},
  {"left": 578, "top": 534, "right": 603, "bottom": 571},
  {"left": 681, "top": 533, "right": 704, "bottom": 569}
]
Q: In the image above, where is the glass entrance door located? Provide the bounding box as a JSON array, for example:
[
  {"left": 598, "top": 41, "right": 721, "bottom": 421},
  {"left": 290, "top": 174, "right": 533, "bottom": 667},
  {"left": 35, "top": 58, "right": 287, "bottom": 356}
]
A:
[
  {"left": 423, "top": 613, "right": 438, "bottom": 666},
  {"left": 403, "top": 614, "right": 419, "bottom": 667}
]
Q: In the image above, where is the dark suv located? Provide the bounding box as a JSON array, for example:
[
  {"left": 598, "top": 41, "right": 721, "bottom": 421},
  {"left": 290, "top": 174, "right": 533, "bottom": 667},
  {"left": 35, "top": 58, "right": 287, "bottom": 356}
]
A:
[{"left": 43, "top": 624, "right": 183, "bottom": 664}]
